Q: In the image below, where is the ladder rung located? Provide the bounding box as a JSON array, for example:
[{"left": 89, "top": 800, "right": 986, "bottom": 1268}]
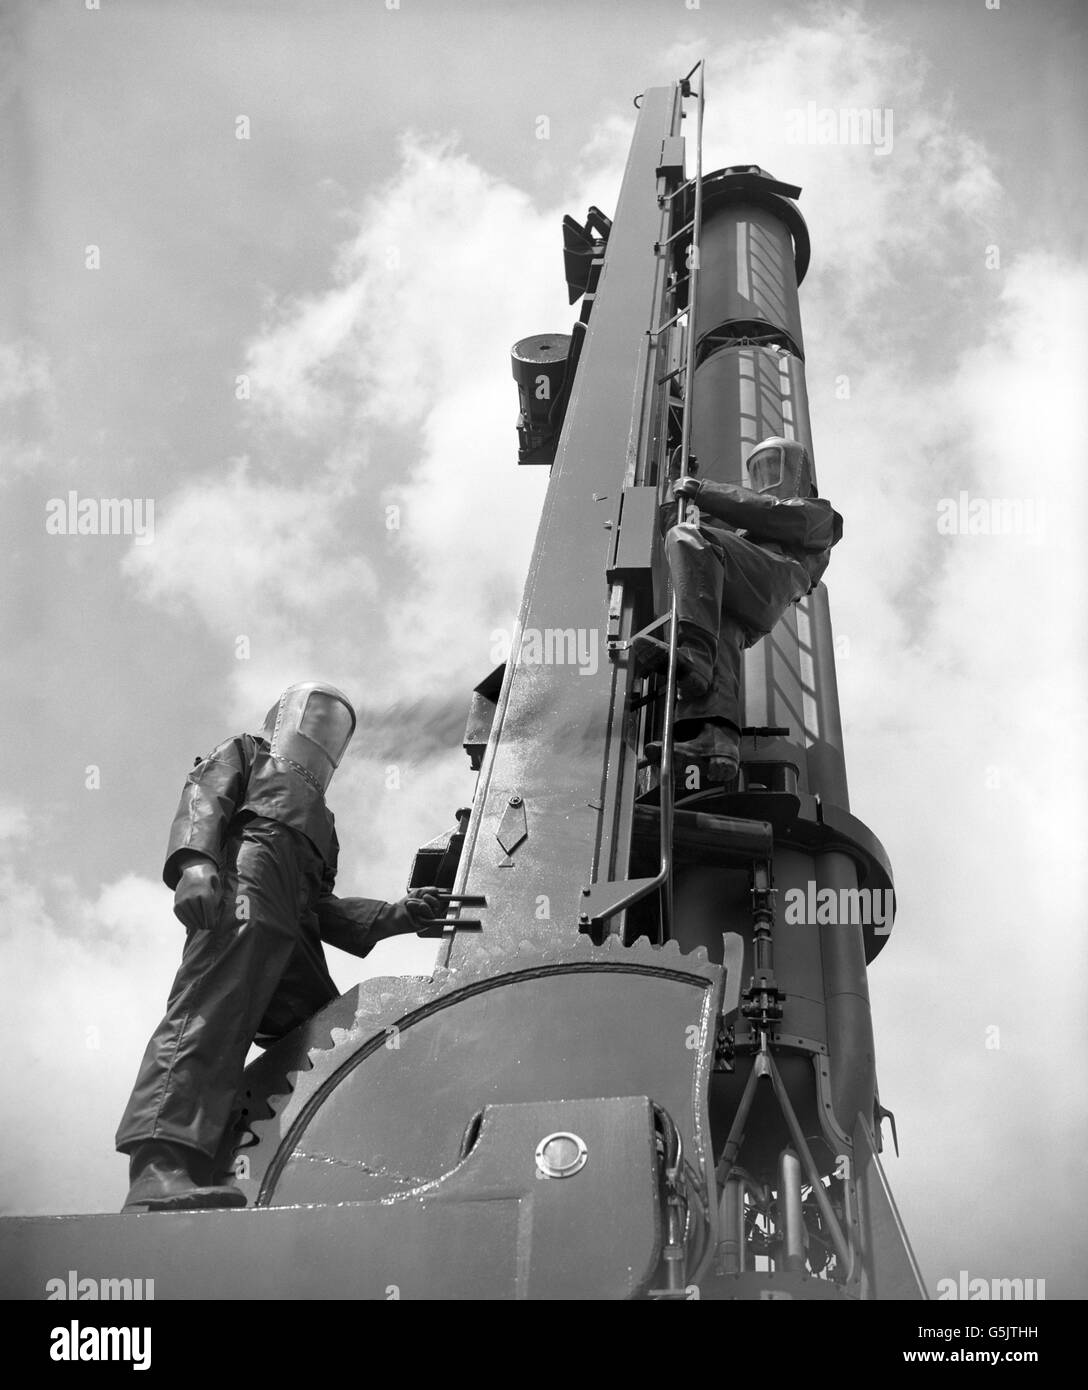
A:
[
  {"left": 655, "top": 218, "right": 694, "bottom": 250},
  {"left": 648, "top": 307, "right": 687, "bottom": 337}
]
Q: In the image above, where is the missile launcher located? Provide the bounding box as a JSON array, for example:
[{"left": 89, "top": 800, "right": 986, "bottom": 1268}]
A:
[{"left": 0, "top": 67, "right": 924, "bottom": 1301}]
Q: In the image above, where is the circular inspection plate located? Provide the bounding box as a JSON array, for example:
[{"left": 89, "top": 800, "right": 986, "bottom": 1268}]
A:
[{"left": 534, "top": 1131, "right": 589, "bottom": 1179}]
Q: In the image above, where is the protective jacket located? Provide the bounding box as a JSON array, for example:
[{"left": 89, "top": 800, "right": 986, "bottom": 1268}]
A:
[
  {"left": 116, "top": 732, "right": 390, "bottom": 1160},
  {"left": 689, "top": 479, "right": 843, "bottom": 595},
  {"left": 163, "top": 732, "right": 386, "bottom": 953}
]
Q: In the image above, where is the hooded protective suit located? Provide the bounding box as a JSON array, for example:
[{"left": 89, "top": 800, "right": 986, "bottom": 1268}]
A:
[
  {"left": 116, "top": 684, "right": 433, "bottom": 1164},
  {"left": 665, "top": 439, "right": 843, "bottom": 734}
]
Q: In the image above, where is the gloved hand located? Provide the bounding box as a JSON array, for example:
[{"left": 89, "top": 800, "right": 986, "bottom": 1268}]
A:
[
  {"left": 173, "top": 857, "right": 222, "bottom": 931},
  {"left": 374, "top": 887, "right": 446, "bottom": 940},
  {"left": 671, "top": 476, "right": 702, "bottom": 502}
]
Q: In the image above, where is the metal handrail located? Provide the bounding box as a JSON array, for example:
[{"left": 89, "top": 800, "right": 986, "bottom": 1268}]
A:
[{"left": 661, "top": 59, "right": 706, "bottom": 940}]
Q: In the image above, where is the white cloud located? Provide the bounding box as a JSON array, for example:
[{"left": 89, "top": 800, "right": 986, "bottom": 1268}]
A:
[
  {"left": 0, "top": 338, "right": 51, "bottom": 407},
  {"left": 0, "top": 803, "right": 32, "bottom": 842},
  {"left": 245, "top": 137, "right": 567, "bottom": 434},
  {"left": 120, "top": 457, "right": 382, "bottom": 723},
  {"left": 128, "top": 133, "right": 603, "bottom": 717},
  {"left": 0, "top": 864, "right": 177, "bottom": 1215},
  {"left": 244, "top": 280, "right": 368, "bottom": 433},
  {"left": 123, "top": 457, "right": 377, "bottom": 624},
  {"left": 0, "top": 338, "right": 53, "bottom": 481}
]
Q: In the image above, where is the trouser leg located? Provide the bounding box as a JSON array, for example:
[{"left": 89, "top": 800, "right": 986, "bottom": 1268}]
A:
[
  {"left": 677, "top": 532, "right": 806, "bottom": 726},
  {"left": 116, "top": 831, "right": 310, "bottom": 1159},
  {"left": 677, "top": 615, "right": 747, "bottom": 729},
  {"left": 207, "top": 917, "right": 340, "bottom": 1180},
  {"left": 665, "top": 522, "right": 724, "bottom": 651},
  {"left": 718, "top": 531, "right": 805, "bottom": 633},
  {"left": 253, "top": 921, "right": 339, "bottom": 1046}
]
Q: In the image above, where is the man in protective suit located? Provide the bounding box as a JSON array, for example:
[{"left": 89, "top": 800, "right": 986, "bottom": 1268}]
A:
[
  {"left": 638, "top": 438, "right": 843, "bottom": 782},
  {"left": 116, "top": 682, "right": 444, "bottom": 1212}
]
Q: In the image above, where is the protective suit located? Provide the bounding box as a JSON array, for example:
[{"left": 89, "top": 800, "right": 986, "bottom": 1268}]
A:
[
  {"left": 116, "top": 683, "right": 441, "bottom": 1210},
  {"left": 643, "top": 440, "right": 842, "bottom": 779}
]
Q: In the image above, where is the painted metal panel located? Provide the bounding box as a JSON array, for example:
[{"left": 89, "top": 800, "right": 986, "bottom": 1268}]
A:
[{"left": 445, "top": 86, "right": 680, "bottom": 965}]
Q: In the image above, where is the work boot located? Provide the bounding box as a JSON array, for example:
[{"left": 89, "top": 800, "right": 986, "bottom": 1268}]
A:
[
  {"left": 121, "top": 1140, "right": 248, "bottom": 1213},
  {"left": 629, "top": 631, "right": 713, "bottom": 699},
  {"left": 644, "top": 720, "right": 740, "bottom": 783}
]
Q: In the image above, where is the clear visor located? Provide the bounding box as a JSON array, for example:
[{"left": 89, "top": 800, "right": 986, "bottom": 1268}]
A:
[
  {"left": 747, "top": 445, "right": 785, "bottom": 492},
  {"left": 297, "top": 693, "right": 355, "bottom": 767}
]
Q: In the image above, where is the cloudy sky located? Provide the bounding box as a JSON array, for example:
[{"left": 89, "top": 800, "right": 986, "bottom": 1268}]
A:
[{"left": 2, "top": 0, "right": 1085, "bottom": 1297}]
